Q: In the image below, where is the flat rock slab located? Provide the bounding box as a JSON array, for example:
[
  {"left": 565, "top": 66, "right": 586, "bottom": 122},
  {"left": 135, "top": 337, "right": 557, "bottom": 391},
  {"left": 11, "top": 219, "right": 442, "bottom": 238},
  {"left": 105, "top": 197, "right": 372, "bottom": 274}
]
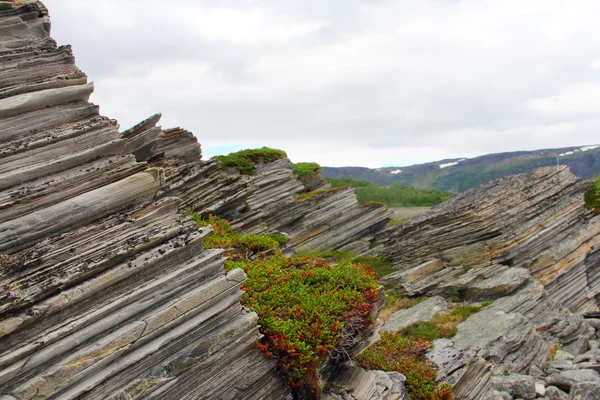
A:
[
  {"left": 383, "top": 296, "right": 448, "bottom": 331},
  {"left": 426, "top": 339, "right": 477, "bottom": 384},
  {"left": 465, "top": 267, "right": 530, "bottom": 301}
]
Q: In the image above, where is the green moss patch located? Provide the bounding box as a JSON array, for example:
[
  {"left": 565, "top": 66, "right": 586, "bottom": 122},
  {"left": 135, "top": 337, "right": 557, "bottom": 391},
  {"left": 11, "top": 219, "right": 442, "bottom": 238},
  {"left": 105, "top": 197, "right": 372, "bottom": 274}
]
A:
[{"left": 213, "top": 147, "right": 287, "bottom": 175}]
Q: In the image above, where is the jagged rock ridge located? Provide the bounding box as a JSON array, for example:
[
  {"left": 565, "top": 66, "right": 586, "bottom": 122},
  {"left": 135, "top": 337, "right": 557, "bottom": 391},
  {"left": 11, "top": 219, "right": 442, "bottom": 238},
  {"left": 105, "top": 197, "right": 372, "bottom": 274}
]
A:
[{"left": 0, "top": 2, "right": 393, "bottom": 399}]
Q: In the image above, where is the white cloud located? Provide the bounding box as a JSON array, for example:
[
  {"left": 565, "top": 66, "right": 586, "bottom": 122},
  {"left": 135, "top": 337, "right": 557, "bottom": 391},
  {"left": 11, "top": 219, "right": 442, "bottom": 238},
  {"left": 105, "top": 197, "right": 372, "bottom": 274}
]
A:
[{"left": 44, "top": 0, "right": 600, "bottom": 167}]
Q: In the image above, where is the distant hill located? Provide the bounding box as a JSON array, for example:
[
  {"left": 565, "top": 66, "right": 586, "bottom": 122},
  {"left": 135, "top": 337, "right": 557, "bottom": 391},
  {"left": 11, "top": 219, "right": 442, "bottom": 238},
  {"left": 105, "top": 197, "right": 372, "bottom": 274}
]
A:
[{"left": 323, "top": 145, "right": 600, "bottom": 193}]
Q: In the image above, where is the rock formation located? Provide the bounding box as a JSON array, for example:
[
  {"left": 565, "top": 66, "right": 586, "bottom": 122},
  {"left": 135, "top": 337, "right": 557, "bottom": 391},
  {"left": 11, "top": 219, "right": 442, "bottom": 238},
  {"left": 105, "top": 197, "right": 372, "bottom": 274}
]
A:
[
  {"left": 364, "top": 166, "right": 600, "bottom": 399},
  {"left": 375, "top": 166, "right": 600, "bottom": 314},
  {"left": 0, "top": 2, "right": 393, "bottom": 399}
]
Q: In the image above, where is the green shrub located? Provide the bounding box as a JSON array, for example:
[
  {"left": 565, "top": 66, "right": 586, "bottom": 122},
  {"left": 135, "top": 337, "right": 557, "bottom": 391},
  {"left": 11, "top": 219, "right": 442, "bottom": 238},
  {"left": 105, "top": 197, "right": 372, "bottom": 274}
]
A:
[
  {"left": 584, "top": 176, "right": 600, "bottom": 213},
  {"left": 187, "top": 211, "right": 381, "bottom": 390},
  {"left": 356, "top": 331, "right": 454, "bottom": 400},
  {"left": 227, "top": 253, "right": 381, "bottom": 387},
  {"left": 299, "top": 251, "right": 394, "bottom": 279},
  {"left": 213, "top": 147, "right": 287, "bottom": 175},
  {"left": 294, "top": 162, "right": 322, "bottom": 180}
]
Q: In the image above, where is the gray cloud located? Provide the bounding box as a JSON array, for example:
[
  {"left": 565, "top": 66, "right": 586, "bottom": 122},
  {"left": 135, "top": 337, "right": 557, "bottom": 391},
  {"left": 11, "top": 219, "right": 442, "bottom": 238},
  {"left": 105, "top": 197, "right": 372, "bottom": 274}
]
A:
[{"left": 45, "top": 0, "right": 600, "bottom": 167}]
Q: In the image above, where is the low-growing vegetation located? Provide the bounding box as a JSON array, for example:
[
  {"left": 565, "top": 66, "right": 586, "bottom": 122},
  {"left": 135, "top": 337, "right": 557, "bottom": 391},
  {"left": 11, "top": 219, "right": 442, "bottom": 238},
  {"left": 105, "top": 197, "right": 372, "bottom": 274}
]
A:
[
  {"left": 294, "top": 162, "right": 322, "bottom": 182},
  {"left": 300, "top": 250, "right": 395, "bottom": 278},
  {"left": 326, "top": 177, "right": 453, "bottom": 207},
  {"left": 213, "top": 147, "right": 287, "bottom": 175},
  {"left": 184, "top": 212, "right": 382, "bottom": 392},
  {"left": 584, "top": 175, "right": 600, "bottom": 213},
  {"left": 182, "top": 212, "right": 288, "bottom": 251},
  {"left": 358, "top": 302, "right": 482, "bottom": 399},
  {"left": 548, "top": 344, "right": 562, "bottom": 361},
  {"left": 356, "top": 331, "right": 454, "bottom": 400},
  {"left": 379, "top": 294, "right": 426, "bottom": 320},
  {"left": 388, "top": 218, "right": 408, "bottom": 226},
  {"left": 398, "top": 306, "right": 481, "bottom": 341}
]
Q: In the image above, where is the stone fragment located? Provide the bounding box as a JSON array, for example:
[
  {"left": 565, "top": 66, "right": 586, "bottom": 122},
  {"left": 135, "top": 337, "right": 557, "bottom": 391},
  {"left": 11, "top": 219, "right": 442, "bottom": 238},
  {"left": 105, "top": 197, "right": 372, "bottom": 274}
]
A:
[
  {"left": 490, "top": 374, "right": 536, "bottom": 400},
  {"left": 535, "top": 382, "right": 546, "bottom": 397}
]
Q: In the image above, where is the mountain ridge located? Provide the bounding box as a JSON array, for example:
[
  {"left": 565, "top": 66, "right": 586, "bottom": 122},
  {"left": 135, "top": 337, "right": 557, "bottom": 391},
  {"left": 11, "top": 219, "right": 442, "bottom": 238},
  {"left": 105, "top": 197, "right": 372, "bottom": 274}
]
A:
[{"left": 323, "top": 144, "right": 600, "bottom": 193}]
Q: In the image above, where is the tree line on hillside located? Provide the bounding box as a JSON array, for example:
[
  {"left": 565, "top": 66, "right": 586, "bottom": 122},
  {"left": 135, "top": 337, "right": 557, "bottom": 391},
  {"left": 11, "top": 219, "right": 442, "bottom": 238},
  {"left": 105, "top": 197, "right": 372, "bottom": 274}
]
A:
[{"left": 326, "top": 178, "right": 453, "bottom": 208}]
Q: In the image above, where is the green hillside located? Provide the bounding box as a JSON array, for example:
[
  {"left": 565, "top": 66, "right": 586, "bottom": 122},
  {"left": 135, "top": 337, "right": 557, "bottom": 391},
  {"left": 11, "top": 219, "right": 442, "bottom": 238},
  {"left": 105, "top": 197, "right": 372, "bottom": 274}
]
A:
[{"left": 326, "top": 178, "right": 453, "bottom": 207}]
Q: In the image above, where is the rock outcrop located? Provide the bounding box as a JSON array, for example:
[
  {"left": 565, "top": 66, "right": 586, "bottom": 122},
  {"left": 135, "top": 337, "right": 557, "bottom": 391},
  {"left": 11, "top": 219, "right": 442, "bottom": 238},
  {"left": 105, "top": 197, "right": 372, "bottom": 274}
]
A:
[
  {"left": 376, "top": 166, "right": 600, "bottom": 314},
  {"left": 366, "top": 166, "right": 600, "bottom": 399},
  {"left": 0, "top": 2, "right": 294, "bottom": 399},
  {"left": 0, "top": 2, "right": 395, "bottom": 399}
]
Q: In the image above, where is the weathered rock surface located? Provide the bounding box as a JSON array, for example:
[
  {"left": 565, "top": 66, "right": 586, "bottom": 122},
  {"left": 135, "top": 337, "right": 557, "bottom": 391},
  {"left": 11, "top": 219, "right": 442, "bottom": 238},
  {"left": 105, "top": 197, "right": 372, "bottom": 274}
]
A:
[
  {"left": 376, "top": 166, "right": 600, "bottom": 314},
  {"left": 568, "top": 382, "right": 600, "bottom": 399},
  {"left": 0, "top": 2, "right": 293, "bottom": 399},
  {"left": 323, "top": 362, "right": 408, "bottom": 400},
  {"left": 426, "top": 338, "right": 493, "bottom": 398},
  {"left": 490, "top": 374, "right": 536, "bottom": 400},
  {"left": 546, "top": 385, "right": 570, "bottom": 400}
]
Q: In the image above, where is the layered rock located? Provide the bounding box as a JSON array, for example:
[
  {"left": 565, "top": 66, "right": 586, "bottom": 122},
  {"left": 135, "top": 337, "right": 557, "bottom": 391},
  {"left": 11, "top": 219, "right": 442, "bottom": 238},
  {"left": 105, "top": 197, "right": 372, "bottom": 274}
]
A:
[
  {"left": 124, "top": 115, "right": 392, "bottom": 255},
  {"left": 0, "top": 2, "right": 395, "bottom": 399},
  {"left": 0, "top": 2, "right": 291, "bottom": 399},
  {"left": 376, "top": 166, "right": 600, "bottom": 314}
]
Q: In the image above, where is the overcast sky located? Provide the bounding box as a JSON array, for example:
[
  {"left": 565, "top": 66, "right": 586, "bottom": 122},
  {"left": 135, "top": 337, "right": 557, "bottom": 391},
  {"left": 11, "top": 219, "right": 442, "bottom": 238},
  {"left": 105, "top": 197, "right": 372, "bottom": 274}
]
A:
[{"left": 45, "top": 0, "right": 600, "bottom": 167}]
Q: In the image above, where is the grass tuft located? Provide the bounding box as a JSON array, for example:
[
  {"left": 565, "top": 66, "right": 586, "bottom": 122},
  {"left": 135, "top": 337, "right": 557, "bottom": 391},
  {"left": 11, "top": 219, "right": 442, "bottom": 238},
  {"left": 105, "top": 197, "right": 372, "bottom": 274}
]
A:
[{"left": 294, "top": 162, "right": 322, "bottom": 181}]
